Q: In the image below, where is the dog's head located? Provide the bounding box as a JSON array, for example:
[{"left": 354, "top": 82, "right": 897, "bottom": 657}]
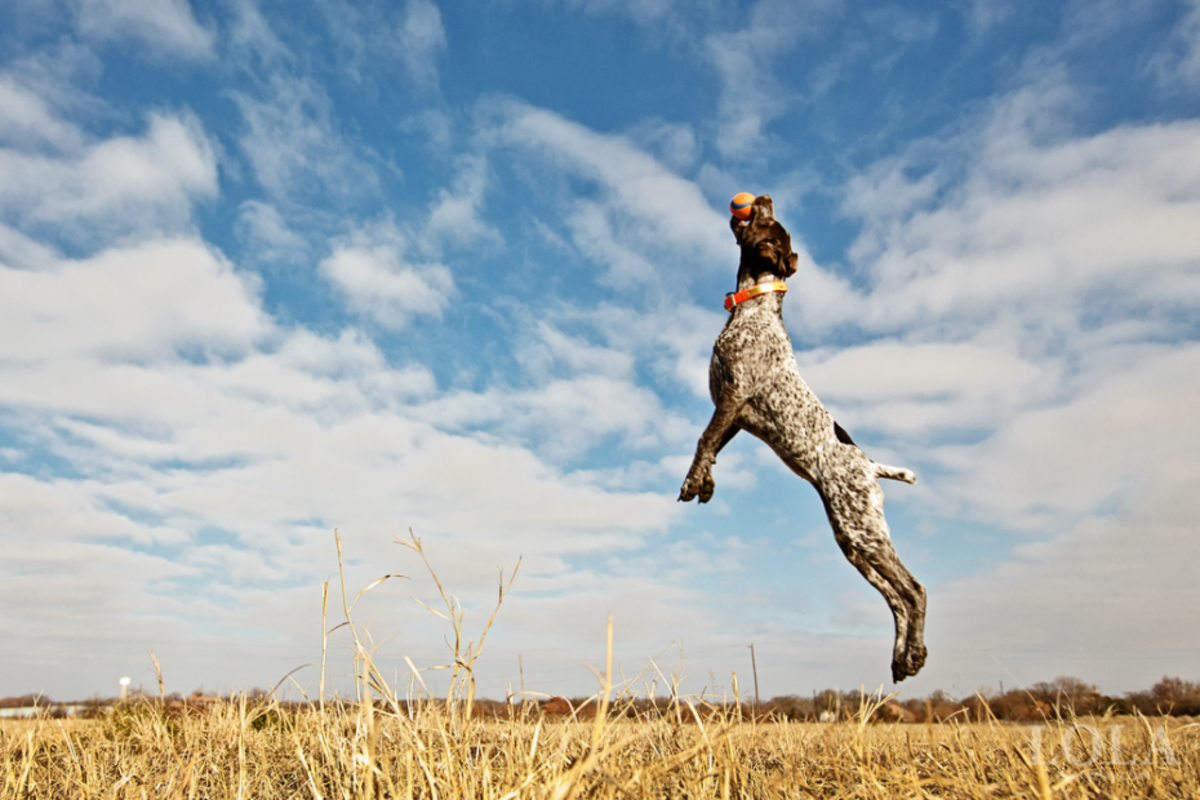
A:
[{"left": 731, "top": 194, "right": 799, "bottom": 279}]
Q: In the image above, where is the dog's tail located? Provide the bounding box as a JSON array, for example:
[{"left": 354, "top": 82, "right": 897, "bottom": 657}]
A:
[{"left": 874, "top": 463, "right": 917, "bottom": 484}]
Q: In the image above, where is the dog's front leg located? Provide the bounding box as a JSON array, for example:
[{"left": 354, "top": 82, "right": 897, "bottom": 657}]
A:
[{"left": 679, "top": 393, "right": 748, "bottom": 504}]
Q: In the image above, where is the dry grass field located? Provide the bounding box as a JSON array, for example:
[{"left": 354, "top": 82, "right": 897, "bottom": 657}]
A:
[
  {"left": 2, "top": 698, "right": 1198, "bottom": 799},
  {"left": 5, "top": 534, "right": 1197, "bottom": 798}
]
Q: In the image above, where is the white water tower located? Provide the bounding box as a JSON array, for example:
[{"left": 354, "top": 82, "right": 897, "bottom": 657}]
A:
[{"left": 119, "top": 676, "right": 131, "bottom": 701}]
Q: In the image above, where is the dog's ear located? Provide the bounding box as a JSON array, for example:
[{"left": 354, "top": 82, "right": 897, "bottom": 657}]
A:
[
  {"left": 755, "top": 194, "right": 775, "bottom": 219},
  {"left": 771, "top": 220, "right": 798, "bottom": 276},
  {"left": 783, "top": 251, "right": 799, "bottom": 277}
]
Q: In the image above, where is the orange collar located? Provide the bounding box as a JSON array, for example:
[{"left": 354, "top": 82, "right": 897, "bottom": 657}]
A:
[{"left": 724, "top": 281, "right": 788, "bottom": 311}]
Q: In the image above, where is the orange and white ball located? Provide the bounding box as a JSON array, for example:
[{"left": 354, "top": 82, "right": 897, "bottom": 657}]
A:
[{"left": 729, "top": 192, "right": 755, "bottom": 220}]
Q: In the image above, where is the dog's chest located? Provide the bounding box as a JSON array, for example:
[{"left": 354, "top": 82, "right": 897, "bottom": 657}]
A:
[
  {"left": 710, "top": 310, "right": 800, "bottom": 397},
  {"left": 714, "top": 310, "right": 792, "bottom": 367}
]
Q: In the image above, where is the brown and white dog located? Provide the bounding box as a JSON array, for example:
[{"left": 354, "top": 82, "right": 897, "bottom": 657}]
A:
[{"left": 679, "top": 195, "right": 927, "bottom": 682}]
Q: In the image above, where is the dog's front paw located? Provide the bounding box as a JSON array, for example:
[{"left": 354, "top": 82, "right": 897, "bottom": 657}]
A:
[{"left": 679, "top": 461, "right": 716, "bottom": 504}]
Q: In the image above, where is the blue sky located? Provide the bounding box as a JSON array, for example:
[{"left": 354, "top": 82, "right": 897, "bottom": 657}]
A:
[{"left": 2, "top": 0, "right": 1199, "bottom": 703}]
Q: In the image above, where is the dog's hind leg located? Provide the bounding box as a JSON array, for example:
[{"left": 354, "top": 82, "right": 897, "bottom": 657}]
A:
[
  {"left": 834, "top": 422, "right": 916, "bottom": 484},
  {"left": 817, "top": 464, "right": 927, "bottom": 682}
]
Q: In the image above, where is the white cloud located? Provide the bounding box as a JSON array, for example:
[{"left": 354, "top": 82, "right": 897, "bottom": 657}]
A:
[
  {"left": 232, "top": 76, "right": 380, "bottom": 202},
  {"left": 563, "top": 201, "right": 662, "bottom": 288},
  {"left": 71, "top": 0, "right": 215, "bottom": 60},
  {"left": 916, "top": 466, "right": 1200, "bottom": 695},
  {"left": 422, "top": 374, "right": 690, "bottom": 459},
  {"left": 0, "top": 224, "right": 60, "bottom": 273},
  {"left": 0, "top": 364, "right": 686, "bottom": 692},
  {"left": 225, "top": 0, "right": 290, "bottom": 68},
  {"left": 515, "top": 321, "right": 635, "bottom": 382},
  {"left": 585, "top": 302, "right": 726, "bottom": 399},
  {"left": 0, "top": 238, "right": 267, "bottom": 366},
  {"left": 0, "top": 222, "right": 694, "bottom": 696},
  {"left": 400, "top": 109, "right": 455, "bottom": 154},
  {"left": 0, "top": 472, "right": 186, "bottom": 547},
  {"left": 424, "top": 154, "right": 503, "bottom": 253},
  {"left": 826, "top": 85, "right": 1200, "bottom": 336},
  {"left": 797, "top": 338, "right": 1051, "bottom": 438},
  {"left": 1177, "top": 0, "right": 1200, "bottom": 83},
  {"left": 487, "top": 100, "right": 733, "bottom": 286},
  {"left": 396, "top": 0, "right": 448, "bottom": 90},
  {"left": 962, "top": 0, "right": 1023, "bottom": 33},
  {"left": 319, "top": 224, "right": 454, "bottom": 330},
  {"left": 624, "top": 119, "right": 699, "bottom": 174},
  {"left": 0, "top": 87, "right": 703, "bottom": 692},
  {"left": 1150, "top": 0, "right": 1200, "bottom": 88},
  {"left": 0, "top": 471, "right": 234, "bottom": 683},
  {"left": 0, "top": 112, "right": 218, "bottom": 237},
  {"left": 399, "top": 313, "right": 697, "bottom": 459},
  {"left": 930, "top": 343, "right": 1200, "bottom": 530},
  {"left": 0, "top": 75, "right": 85, "bottom": 152},
  {"left": 702, "top": 0, "right": 840, "bottom": 159},
  {"left": 782, "top": 248, "right": 864, "bottom": 334},
  {"left": 235, "top": 200, "right": 309, "bottom": 263},
  {"left": 307, "top": 0, "right": 446, "bottom": 90}
]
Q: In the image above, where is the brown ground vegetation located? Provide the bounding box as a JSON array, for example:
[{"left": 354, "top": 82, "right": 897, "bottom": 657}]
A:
[{"left": 2, "top": 697, "right": 1196, "bottom": 799}]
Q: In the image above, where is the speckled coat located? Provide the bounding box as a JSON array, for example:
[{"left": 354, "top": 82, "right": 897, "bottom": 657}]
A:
[{"left": 679, "top": 195, "right": 927, "bottom": 682}]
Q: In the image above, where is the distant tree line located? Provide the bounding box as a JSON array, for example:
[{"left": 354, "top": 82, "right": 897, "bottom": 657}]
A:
[
  {"left": 758, "top": 675, "right": 1200, "bottom": 722},
  {"left": 4, "top": 676, "right": 1198, "bottom": 722},
  {"left": 462, "top": 675, "right": 1200, "bottom": 723}
]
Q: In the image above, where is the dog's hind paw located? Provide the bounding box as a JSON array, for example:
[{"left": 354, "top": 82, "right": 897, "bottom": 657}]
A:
[{"left": 891, "top": 646, "right": 927, "bottom": 683}]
